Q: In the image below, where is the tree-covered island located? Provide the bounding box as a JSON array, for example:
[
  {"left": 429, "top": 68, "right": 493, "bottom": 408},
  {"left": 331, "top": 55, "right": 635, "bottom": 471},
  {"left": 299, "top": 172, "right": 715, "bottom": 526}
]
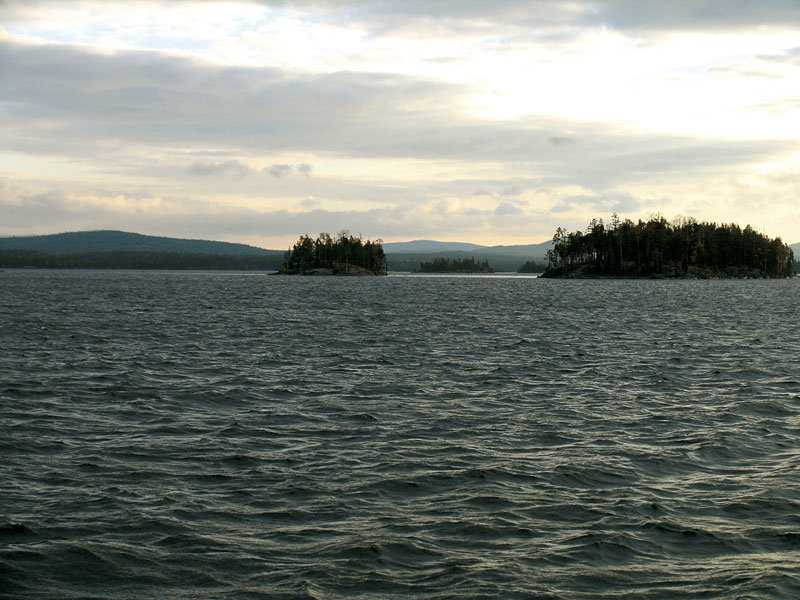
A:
[
  {"left": 542, "top": 215, "right": 794, "bottom": 278},
  {"left": 279, "top": 232, "right": 387, "bottom": 275},
  {"left": 417, "top": 257, "right": 493, "bottom": 273}
]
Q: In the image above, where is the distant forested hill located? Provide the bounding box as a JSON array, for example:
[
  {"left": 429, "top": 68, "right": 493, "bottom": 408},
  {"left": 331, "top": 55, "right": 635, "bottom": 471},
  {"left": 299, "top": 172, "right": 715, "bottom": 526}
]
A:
[
  {"left": 384, "top": 241, "right": 552, "bottom": 272},
  {"left": 0, "top": 230, "right": 279, "bottom": 256},
  {"left": 0, "top": 250, "right": 285, "bottom": 270},
  {"left": 384, "top": 239, "right": 552, "bottom": 257},
  {"left": 0, "top": 230, "right": 286, "bottom": 270},
  {"left": 382, "top": 240, "right": 485, "bottom": 253}
]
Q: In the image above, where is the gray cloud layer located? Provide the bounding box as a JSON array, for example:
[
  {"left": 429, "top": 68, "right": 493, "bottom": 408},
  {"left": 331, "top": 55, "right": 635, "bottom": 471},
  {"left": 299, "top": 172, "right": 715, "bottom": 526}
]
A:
[
  {"left": 2, "top": 40, "right": 792, "bottom": 188},
  {"left": 1, "top": 41, "right": 466, "bottom": 157},
  {"left": 191, "top": 0, "right": 800, "bottom": 30},
  {"left": 5, "top": 1, "right": 800, "bottom": 33}
]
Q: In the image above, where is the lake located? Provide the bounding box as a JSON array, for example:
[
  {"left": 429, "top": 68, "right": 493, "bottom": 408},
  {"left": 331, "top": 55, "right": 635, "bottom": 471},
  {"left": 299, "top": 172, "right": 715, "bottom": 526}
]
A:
[{"left": 1, "top": 270, "right": 799, "bottom": 599}]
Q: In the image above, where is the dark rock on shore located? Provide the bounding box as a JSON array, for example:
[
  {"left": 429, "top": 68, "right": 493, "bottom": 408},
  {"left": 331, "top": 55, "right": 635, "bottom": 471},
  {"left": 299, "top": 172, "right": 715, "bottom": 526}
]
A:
[{"left": 277, "top": 263, "right": 384, "bottom": 276}]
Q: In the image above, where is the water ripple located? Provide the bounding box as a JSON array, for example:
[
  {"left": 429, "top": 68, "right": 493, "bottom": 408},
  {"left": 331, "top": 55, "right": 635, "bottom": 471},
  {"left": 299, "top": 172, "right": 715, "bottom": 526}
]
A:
[{"left": 1, "top": 271, "right": 799, "bottom": 598}]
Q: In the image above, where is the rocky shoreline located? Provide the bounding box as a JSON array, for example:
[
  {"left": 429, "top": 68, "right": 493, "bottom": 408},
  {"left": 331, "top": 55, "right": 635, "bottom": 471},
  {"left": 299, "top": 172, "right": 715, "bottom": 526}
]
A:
[{"left": 276, "top": 263, "right": 384, "bottom": 276}]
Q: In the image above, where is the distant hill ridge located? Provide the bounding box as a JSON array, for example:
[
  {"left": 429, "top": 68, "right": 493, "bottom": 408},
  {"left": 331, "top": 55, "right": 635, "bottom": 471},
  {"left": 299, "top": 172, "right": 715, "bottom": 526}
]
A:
[
  {"left": 0, "top": 231, "right": 557, "bottom": 272},
  {"left": 381, "top": 240, "right": 485, "bottom": 253},
  {"left": 383, "top": 239, "right": 553, "bottom": 257},
  {"left": 0, "top": 230, "right": 280, "bottom": 256},
  {"left": 382, "top": 239, "right": 553, "bottom": 272},
  {"left": 0, "top": 231, "right": 555, "bottom": 258}
]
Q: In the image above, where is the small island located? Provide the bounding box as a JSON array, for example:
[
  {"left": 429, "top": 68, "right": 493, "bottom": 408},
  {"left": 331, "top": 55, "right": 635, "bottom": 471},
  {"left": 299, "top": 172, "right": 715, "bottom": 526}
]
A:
[
  {"left": 279, "top": 232, "right": 387, "bottom": 275},
  {"left": 417, "top": 257, "right": 493, "bottom": 273},
  {"left": 541, "top": 215, "right": 795, "bottom": 278}
]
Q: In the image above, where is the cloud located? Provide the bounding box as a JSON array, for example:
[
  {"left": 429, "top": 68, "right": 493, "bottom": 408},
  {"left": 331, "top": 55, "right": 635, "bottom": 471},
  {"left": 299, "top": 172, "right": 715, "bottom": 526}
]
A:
[
  {"left": 494, "top": 201, "right": 525, "bottom": 216},
  {"left": 1, "top": 31, "right": 796, "bottom": 169},
  {"left": 0, "top": 40, "right": 472, "bottom": 160},
  {"left": 5, "top": 165, "right": 800, "bottom": 246},
  {"left": 187, "top": 159, "right": 253, "bottom": 176},
  {"left": 266, "top": 164, "right": 291, "bottom": 178},
  {"left": 0, "top": 179, "right": 552, "bottom": 245},
  {"left": 548, "top": 136, "right": 578, "bottom": 146},
  {"left": 580, "top": 0, "right": 800, "bottom": 30},
  {"left": 562, "top": 193, "right": 640, "bottom": 213},
  {"left": 758, "top": 46, "right": 800, "bottom": 65},
  {"left": 295, "top": 197, "right": 321, "bottom": 209},
  {"left": 227, "top": 1, "right": 800, "bottom": 32}
]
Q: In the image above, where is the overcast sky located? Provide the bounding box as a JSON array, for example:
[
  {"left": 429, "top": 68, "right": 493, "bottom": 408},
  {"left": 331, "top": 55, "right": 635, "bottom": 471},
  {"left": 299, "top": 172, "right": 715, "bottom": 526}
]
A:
[{"left": 2, "top": 1, "right": 799, "bottom": 248}]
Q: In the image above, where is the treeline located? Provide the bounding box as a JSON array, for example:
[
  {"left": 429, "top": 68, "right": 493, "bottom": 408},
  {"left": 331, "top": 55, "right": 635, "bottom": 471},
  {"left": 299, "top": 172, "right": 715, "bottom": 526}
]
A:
[
  {"left": 417, "top": 257, "right": 493, "bottom": 273},
  {"left": 282, "top": 232, "right": 386, "bottom": 274},
  {"left": 543, "top": 215, "right": 794, "bottom": 278},
  {"left": 0, "top": 249, "right": 284, "bottom": 270},
  {"left": 517, "top": 260, "right": 548, "bottom": 273},
  {"left": 386, "top": 253, "right": 530, "bottom": 272}
]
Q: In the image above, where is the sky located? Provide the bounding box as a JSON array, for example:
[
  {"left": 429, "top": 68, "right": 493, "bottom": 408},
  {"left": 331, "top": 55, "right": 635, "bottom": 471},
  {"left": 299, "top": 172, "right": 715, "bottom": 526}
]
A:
[{"left": 2, "top": 1, "right": 800, "bottom": 249}]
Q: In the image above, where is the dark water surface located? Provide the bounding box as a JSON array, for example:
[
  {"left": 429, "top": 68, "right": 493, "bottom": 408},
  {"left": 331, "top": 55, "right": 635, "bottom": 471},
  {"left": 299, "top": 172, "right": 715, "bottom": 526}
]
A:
[{"left": 2, "top": 270, "right": 799, "bottom": 599}]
